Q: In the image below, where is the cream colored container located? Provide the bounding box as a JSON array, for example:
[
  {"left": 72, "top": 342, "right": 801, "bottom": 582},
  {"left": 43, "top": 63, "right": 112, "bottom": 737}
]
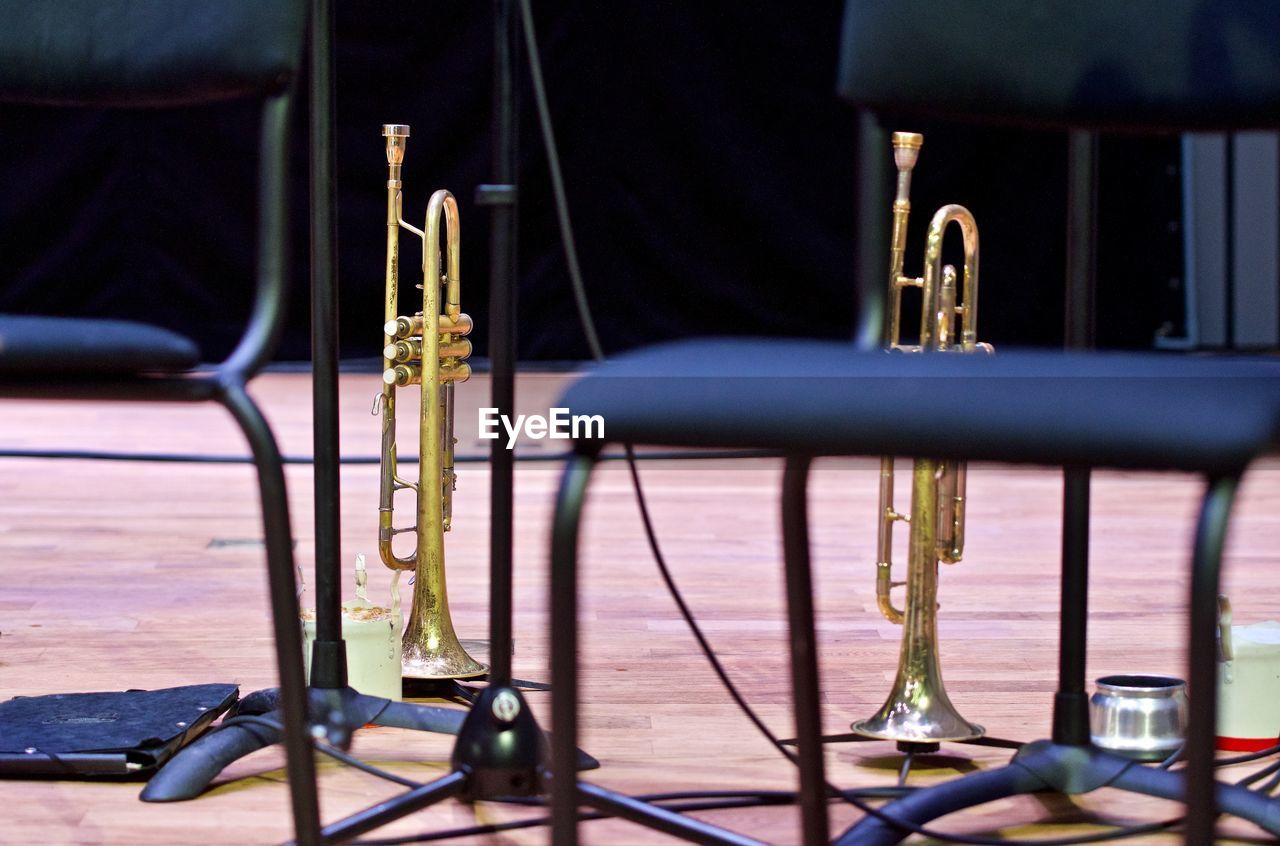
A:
[
  {"left": 1217, "top": 597, "right": 1280, "bottom": 752},
  {"left": 301, "top": 555, "right": 403, "bottom": 701}
]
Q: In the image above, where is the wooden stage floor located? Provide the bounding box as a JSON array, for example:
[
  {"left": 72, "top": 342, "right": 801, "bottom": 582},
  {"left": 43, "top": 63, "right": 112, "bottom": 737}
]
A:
[{"left": 2, "top": 371, "right": 1279, "bottom": 844}]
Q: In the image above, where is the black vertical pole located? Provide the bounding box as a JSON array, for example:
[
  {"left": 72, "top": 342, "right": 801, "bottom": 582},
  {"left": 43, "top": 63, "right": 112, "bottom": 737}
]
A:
[
  {"left": 1052, "top": 130, "right": 1097, "bottom": 744},
  {"left": 1064, "top": 131, "right": 1098, "bottom": 350},
  {"left": 781, "top": 456, "right": 829, "bottom": 845},
  {"left": 479, "top": 0, "right": 519, "bottom": 687},
  {"left": 853, "top": 111, "right": 889, "bottom": 352},
  {"left": 1184, "top": 474, "right": 1240, "bottom": 845},
  {"left": 1053, "top": 467, "right": 1091, "bottom": 744},
  {"left": 309, "top": 0, "right": 346, "bottom": 689},
  {"left": 550, "top": 456, "right": 593, "bottom": 846}
]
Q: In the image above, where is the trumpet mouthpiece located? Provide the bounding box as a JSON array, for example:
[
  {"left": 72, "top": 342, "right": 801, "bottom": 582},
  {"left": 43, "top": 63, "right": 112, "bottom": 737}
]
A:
[
  {"left": 383, "top": 124, "right": 410, "bottom": 166},
  {"left": 892, "top": 131, "right": 923, "bottom": 172}
]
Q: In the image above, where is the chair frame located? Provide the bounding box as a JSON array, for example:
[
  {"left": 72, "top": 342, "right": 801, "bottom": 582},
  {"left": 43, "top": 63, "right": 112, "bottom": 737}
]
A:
[
  {"left": 544, "top": 112, "right": 1277, "bottom": 846},
  {"left": 0, "top": 92, "right": 321, "bottom": 842}
]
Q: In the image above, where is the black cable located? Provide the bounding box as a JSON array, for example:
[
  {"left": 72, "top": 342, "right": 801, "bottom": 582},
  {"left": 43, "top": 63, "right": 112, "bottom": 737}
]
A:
[
  {"left": 0, "top": 447, "right": 778, "bottom": 465},
  {"left": 351, "top": 790, "right": 924, "bottom": 846},
  {"left": 517, "top": 0, "right": 603, "bottom": 363},
  {"left": 622, "top": 445, "right": 806, "bottom": 767},
  {"left": 219, "top": 714, "right": 423, "bottom": 789},
  {"left": 221, "top": 713, "right": 916, "bottom": 811},
  {"left": 519, "top": 0, "right": 818, "bottom": 776},
  {"left": 1235, "top": 758, "right": 1280, "bottom": 789},
  {"left": 229, "top": 707, "right": 1196, "bottom": 846},
  {"left": 181, "top": 15, "right": 1265, "bottom": 839},
  {"left": 75, "top": 7, "right": 1261, "bottom": 845},
  {"left": 124, "top": 8, "right": 1275, "bottom": 845},
  {"left": 220, "top": 708, "right": 917, "bottom": 844},
  {"left": 350, "top": 804, "right": 1182, "bottom": 846},
  {"left": 1217, "top": 742, "right": 1280, "bottom": 767},
  {"left": 348, "top": 800, "right": 758, "bottom": 846},
  {"left": 518, "top": 3, "right": 1207, "bottom": 843},
  {"left": 1256, "top": 768, "right": 1280, "bottom": 795},
  {"left": 623, "top": 440, "right": 1189, "bottom": 845},
  {"left": 1157, "top": 743, "right": 1184, "bottom": 769},
  {"left": 496, "top": 789, "right": 782, "bottom": 806}
]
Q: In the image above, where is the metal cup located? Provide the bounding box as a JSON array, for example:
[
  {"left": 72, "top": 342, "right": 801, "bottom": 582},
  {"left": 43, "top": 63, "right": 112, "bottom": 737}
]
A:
[{"left": 1089, "top": 674, "right": 1188, "bottom": 761}]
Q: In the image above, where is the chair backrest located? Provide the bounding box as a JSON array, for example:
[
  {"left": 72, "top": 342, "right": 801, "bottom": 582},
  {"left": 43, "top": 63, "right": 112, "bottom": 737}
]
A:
[
  {"left": 838, "top": 0, "right": 1280, "bottom": 132},
  {"left": 0, "top": 0, "right": 306, "bottom": 108},
  {"left": 0, "top": 0, "right": 307, "bottom": 379}
]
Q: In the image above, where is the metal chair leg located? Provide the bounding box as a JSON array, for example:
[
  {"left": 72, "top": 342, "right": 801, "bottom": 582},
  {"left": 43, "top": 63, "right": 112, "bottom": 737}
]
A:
[
  {"left": 839, "top": 470, "right": 1261, "bottom": 846},
  {"left": 781, "top": 455, "right": 829, "bottom": 845},
  {"left": 1185, "top": 472, "right": 1243, "bottom": 845},
  {"left": 219, "top": 383, "right": 321, "bottom": 846},
  {"left": 550, "top": 454, "right": 597, "bottom": 846}
]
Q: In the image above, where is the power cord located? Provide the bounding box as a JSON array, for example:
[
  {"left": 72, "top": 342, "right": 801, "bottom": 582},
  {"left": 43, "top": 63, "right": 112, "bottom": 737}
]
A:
[
  {"left": 220, "top": 714, "right": 421, "bottom": 788},
  {"left": 214, "top": 714, "right": 907, "bottom": 845},
  {"left": 515, "top": 0, "right": 1242, "bottom": 843},
  {"left": 91, "top": 4, "right": 1273, "bottom": 843},
  {"left": 0, "top": 447, "right": 777, "bottom": 465}
]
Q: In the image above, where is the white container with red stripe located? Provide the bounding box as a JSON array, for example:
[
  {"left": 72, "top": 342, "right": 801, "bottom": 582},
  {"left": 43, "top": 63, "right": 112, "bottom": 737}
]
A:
[{"left": 1217, "top": 597, "right": 1280, "bottom": 752}]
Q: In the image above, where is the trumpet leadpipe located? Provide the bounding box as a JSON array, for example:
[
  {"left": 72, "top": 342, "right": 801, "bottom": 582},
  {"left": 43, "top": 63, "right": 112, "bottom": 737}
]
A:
[{"left": 888, "top": 131, "right": 923, "bottom": 346}]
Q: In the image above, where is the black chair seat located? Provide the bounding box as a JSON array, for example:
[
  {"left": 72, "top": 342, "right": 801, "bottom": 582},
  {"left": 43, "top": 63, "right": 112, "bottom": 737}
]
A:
[
  {"left": 0, "top": 315, "right": 200, "bottom": 376},
  {"left": 560, "top": 339, "right": 1280, "bottom": 474}
]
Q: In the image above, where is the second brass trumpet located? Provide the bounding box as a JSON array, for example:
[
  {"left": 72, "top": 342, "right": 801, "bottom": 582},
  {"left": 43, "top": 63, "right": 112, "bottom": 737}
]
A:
[{"left": 852, "top": 131, "right": 991, "bottom": 747}]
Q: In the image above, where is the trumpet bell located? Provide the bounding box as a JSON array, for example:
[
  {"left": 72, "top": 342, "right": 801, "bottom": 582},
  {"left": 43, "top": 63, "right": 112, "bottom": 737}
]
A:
[
  {"left": 851, "top": 671, "right": 984, "bottom": 745},
  {"left": 856, "top": 456, "right": 986, "bottom": 746},
  {"left": 401, "top": 611, "right": 486, "bottom": 680}
]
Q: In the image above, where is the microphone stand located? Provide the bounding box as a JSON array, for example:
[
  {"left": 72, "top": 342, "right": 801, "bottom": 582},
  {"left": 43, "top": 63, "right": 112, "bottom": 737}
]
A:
[
  {"left": 302, "top": 2, "right": 599, "bottom": 841},
  {"left": 140, "top": 3, "right": 470, "bottom": 835}
]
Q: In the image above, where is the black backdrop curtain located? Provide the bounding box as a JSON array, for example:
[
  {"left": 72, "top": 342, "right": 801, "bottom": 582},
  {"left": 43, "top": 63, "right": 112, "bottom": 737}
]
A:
[{"left": 0, "top": 1, "right": 1180, "bottom": 364}]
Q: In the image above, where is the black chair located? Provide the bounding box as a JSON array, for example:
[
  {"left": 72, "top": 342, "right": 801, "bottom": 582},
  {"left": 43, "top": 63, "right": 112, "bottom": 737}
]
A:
[
  {"left": 546, "top": 2, "right": 1280, "bottom": 843},
  {"left": 0, "top": 2, "right": 319, "bottom": 842}
]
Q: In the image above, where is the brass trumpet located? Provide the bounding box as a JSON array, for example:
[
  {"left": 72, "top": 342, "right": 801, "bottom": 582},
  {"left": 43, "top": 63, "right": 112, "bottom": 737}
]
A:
[
  {"left": 377, "top": 124, "right": 484, "bottom": 680},
  {"left": 851, "top": 131, "right": 991, "bottom": 746}
]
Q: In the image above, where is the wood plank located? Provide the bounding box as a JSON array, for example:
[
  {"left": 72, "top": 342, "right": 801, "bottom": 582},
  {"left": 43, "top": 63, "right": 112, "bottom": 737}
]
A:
[{"left": 0, "top": 372, "right": 1277, "bottom": 843}]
